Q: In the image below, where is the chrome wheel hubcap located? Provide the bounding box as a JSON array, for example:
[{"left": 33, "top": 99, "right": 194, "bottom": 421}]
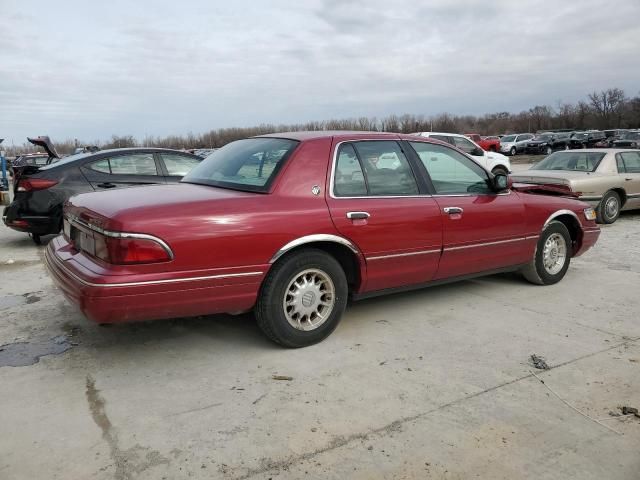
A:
[
  {"left": 605, "top": 197, "right": 619, "bottom": 219},
  {"left": 543, "top": 233, "right": 567, "bottom": 275},
  {"left": 283, "top": 269, "right": 335, "bottom": 331}
]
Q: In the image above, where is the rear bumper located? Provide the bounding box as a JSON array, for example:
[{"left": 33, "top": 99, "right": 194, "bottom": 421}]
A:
[
  {"left": 44, "top": 236, "right": 266, "bottom": 324},
  {"left": 3, "top": 203, "right": 60, "bottom": 235}
]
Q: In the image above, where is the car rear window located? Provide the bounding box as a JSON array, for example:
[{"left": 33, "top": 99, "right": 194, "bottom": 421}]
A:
[{"left": 182, "top": 138, "right": 299, "bottom": 192}]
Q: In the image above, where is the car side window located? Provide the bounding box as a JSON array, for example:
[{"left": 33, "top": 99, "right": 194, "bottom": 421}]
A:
[
  {"left": 160, "top": 153, "right": 201, "bottom": 176},
  {"left": 108, "top": 153, "right": 158, "bottom": 175},
  {"left": 88, "top": 159, "right": 110, "bottom": 173},
  {"left": 410, "top": 141, "right": 492, "bottom": 195},
  {"left": 334, "top": 144, "right": 367, "bottom": 197},
  {"left": 334, "top": 141, "right": 419, "bottom": 196},
  {"left": 619, "top": 152, "right": 640, "bottom": 173},
  {"left": 352, "top": 141, "right": 419, "bottom": 196},
  {"left": 452, "top": 136, "right": 478, "bottom": 155}
]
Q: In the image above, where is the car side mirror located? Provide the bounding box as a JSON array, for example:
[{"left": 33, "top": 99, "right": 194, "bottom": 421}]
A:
[{"left": 493, "top": 173, "right": 510, "bottom": 192}]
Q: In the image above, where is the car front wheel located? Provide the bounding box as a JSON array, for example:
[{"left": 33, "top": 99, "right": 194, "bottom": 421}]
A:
[
  {"left": 521, "top": 221, "right": 571, "bottom": 285},
  {"left": 255, "top": 248, "right": 348, "bottom": 347},
  {"left": 510, "top": 146, "right": 517, "bottom": 156},
  {"left": 545, "top": 146, "right": 553, "bottom": 155},
  {"left": 491, "top": 166, "right": 508, "bottom": 176},
  {"left": 596, "top": 190, "right": 621, "bottom": 224}
]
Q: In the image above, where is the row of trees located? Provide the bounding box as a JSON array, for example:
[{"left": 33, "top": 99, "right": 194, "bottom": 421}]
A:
[{"left": 7, "top": 88, "right": 640, "bottom": 157}]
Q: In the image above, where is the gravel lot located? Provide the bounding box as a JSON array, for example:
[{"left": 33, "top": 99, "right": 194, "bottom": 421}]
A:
[{"left": 1, "top": 171, "right": 639, "bottom": 479}]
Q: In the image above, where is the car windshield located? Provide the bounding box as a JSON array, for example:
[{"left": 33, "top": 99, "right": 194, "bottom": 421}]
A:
[
  {"left": 572, "top": 133, "right": 587, "bottom": 139},
  {"left": 531, "top": 151, "right": 606, "bottom": 172},
  {"left": 501, "top": 135, "right": 516, "bottom": 142},
  {"left": 182, "top": 137, "right": 299, "bottom": 192},
  {"left": 533, "top": 134, "right": 553, "bottom": 141}
]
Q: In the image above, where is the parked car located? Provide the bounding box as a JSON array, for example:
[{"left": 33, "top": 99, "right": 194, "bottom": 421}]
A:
[
  {"left": 524, "top": 133, "right": 572, "bottom": 155},
  {"left": 193, "top": 148, "right": 217, "bottom": 158},
  {"left": 413, "top": 132, "right": 511, "bottom": 175},
  {"left": 568, "top": 131, "right": 606, "bottom": 149},
  {"left": 3, "top": 147, "right": 202, "bottom": 243},
  {"left": 73, "top": 145, "right": 100, "bottom": 155},
  {"left": 465, "top": 133, "right": 500, "bottom": 152},
  {"left": 499, "top": 133, "right": 535, "bottom": 156},
  {"left": 44, "top": 132, "right": 600, "bottom": 347},
  {"left": 11, "top": 136, "right": 60, "bottom": 172},
  {"left": 612, "top": 131, "right": 640, "bottom": 149},
  {"left": 510, "top": 149, "right": 640, "bottom": 224}
]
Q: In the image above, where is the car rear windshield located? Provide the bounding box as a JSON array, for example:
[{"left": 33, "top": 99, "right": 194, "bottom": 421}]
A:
[
  {"left": 182, "top": 138, "right": 299, "bottom": 192},
  {"left": 532, "top": 151, "right": 606, "bottom": 172},
  {"left": 501, "top": 135, "right": 516, "bottom": 142}
]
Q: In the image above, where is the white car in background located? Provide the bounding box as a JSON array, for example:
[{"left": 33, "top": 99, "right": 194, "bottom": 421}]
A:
[
  {"left": 412, "top": 132, "right": 511, "bottom": 175},
  {"left": 499, "top": 133, "right": 535, "bottom": 156}
]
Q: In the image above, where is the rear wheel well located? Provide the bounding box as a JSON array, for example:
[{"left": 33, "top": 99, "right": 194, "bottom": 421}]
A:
[
  {"left": 270, "top": 242, "right": 361, "bottom": 292},
  {"left": 609, "top": 188, "right": 626, "bottom": 207}
]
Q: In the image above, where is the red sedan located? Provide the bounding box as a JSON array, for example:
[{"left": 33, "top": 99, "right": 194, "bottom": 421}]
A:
[{"left": 45, "top": 132, "right": 601, "bottom": 347}]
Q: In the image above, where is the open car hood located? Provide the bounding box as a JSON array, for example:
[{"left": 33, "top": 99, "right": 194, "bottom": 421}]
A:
[{"left": 27, "top": 136, "right": 60, "bottom": 159}]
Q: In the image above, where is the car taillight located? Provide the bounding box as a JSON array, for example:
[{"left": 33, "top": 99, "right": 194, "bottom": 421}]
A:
[
  {"left": 17, "top": 178, "right": 58, "bottom": 192},
  {"left": 94, "top": 234, "right": 172, "bottom": 264}
]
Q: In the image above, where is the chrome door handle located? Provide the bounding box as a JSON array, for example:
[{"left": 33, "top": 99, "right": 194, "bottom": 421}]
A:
[
  {"left": 346, "top": 211, "right": 370, "bottom": 220},
  {"left": 443, "top": 207, "right": 463, "bottom": 215},
  {"left": 625, "top": 178, "right": 632, "bottom": 181}
]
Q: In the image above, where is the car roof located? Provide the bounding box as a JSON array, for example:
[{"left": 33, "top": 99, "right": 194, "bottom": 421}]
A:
[
  {"left": 550, "top": 148, "right": 637, "bottom": 154},
  {"left": 414, "top": 132, "right": 467, "bottom": 138},
  {"left": 256, "top": 130, "right": 410, "bottom": 141},
  {"left": 39, "top": 147, "right": 198, "bottom": 170}
]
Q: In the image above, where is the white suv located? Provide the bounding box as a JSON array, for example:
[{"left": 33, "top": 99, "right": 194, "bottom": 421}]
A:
[{"left": 412, "top": 132, "right": 511, "bottom": 175}]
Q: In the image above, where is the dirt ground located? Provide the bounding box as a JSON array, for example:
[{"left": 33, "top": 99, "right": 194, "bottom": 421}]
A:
[{"left": 1, "top": 178, "right": 639, "bottom": 479}]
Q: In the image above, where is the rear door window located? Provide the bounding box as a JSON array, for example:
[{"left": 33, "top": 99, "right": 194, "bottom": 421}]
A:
[
  {"left": 333, "top": 141, "right": 419, "bottom": 196},
  {"left": 618, "top": 152, "right": 640, "bottom": 173},
  {"left": 452, "top": 136, "right": 478, "bottom": 155},
  {"left": 109, "top": 153, "right": 158, "bottom": 175},
  {"left": 160, "top": 153, "right": 201, "bottom": 177}
]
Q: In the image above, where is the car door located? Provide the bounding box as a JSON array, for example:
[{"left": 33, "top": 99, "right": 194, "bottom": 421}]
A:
[
  {"left": 157, "top": 152, "right": 203, "bottom": 183},
  {"left": 616, "top": 151, "right": 640, "bottom": 208},
  {"left": 81, "top": 152, "right": 166, "bottom": 190},
  {"left": 407, "top": 140, "right": 529, "bottom": 279},
  {"left": 325, "top": 139, "right": 443, "bottom": 292}
]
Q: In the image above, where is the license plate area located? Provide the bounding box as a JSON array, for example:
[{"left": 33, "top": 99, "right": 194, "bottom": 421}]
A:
[{"left": 69, "top": 222, "right": 96, "bottom": 256}]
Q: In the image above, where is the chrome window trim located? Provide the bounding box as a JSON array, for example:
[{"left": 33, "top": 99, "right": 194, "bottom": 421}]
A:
[
  {"left": 65, "top": 213, "right": 174, "bottom": 259},
  {"left": 366, "top": 249, "right": 441, "bottom": 261},
  {"left": 45, "top": 247, "right": 263, "bottom": 288},
  {"left": 543, "top": 209, "right": 580, "bottom": 226},
  {"left": 269, "top": 234, "right": 360, "bottom": 263},
  {"left": 329, "top": 139, "right": 431, "bottom": 200}
]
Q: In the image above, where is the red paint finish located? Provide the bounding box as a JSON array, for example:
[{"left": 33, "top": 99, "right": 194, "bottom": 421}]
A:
[{"left": 44, "top": 131, "right": 600, "bottom": 325}]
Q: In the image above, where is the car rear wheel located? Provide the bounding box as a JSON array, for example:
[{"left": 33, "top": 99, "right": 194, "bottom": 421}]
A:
[
  {"left": 596, "top": 190, "right": 621, "bottom": 224},
  {"left": 255, "top": 248, "right": 348, "bottom": 347},
  {"left": 491, "top": 166, "right": 508, "bottom": 176},
  {"left": 510, "top": 146, "right": 517, "bottom": 156},
  {"left": 521, "top": 221, "right": 571, "bottom": 285}
]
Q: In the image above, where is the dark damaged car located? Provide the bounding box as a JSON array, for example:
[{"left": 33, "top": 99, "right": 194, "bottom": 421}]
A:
[{"left": 3, "top": 147, "right": 202, "bottom": 243}]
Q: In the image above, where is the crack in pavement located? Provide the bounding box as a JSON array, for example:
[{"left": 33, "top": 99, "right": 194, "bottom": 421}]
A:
[
  {"left": 85, "top": 375, "right": 170, "bottom": 480},
  {"left": 230, "top": 337, "right": 639, "bottom": 480}
]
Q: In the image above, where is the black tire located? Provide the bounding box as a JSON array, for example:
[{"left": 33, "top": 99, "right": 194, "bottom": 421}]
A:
[
  {"left": 545, "top": 145, "right": 553, "bottom": 155},
  {"left": 510, "top": 146, "right": 517, "bottom": 156},
  {"left": 521, "top": 221, "right": 572, "bottom": 286},
  {"left": 32, "top": 234, "right": 42, "bottom": 245},
  {"left": 492, "top": 166, "right": 508, "bottom": 176},
  {"left": 596, "top": 190, "right": 621, "bottom": 224},
  {"left": 255, "top": 248, "right": 348, "bottom": 348}
]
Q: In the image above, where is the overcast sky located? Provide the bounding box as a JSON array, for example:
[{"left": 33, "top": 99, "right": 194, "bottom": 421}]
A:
[{"left": 1, "top": 0, "right": 639, "bottom": 146}]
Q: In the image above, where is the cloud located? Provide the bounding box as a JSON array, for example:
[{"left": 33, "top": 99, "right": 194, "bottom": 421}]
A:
[{"left": 1, "top": 0, "right": 639, "bottom": 145}]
